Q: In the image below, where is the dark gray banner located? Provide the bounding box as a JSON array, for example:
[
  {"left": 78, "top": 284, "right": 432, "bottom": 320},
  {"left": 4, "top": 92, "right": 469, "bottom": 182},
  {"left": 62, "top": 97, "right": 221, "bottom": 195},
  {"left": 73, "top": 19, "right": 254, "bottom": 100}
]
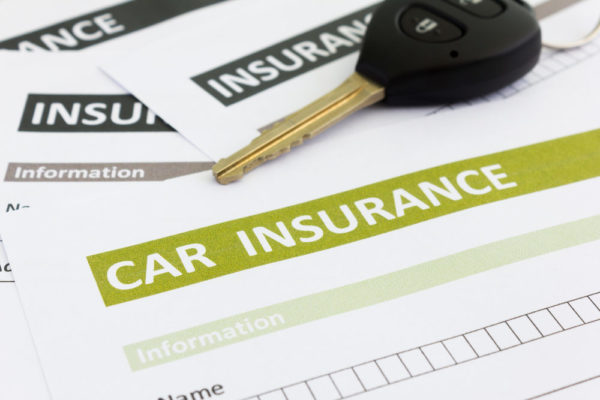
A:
[
  {"left": 191, "top": 0, "right": 579, "bottom": 107},
  {"left": 18, "top": 94, "right": 173, "bottom": 132},
  {"left": 0, "top": 0, "right": 227, "bottom": 51},
  {"left": 192, "top": 5, "right": 377, "bottom": 106},
  {"left": 4, "top": 162, "right": 214, "bottom": 182}
]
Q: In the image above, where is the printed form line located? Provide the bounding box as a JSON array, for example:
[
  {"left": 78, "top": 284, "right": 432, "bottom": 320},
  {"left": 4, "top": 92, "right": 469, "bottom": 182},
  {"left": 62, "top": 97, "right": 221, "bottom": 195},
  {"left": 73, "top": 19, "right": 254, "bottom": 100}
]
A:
[
  {"left": 430, "top": 38, "right": 600, "bottom": 114},
  {"left": 125, "top": 215, "right": 600, "bottom": 371},
  {"left": 246, "top": 291, "right": 600, "bottom": 400},
  {"left": 526, "top": 374, "right": 600, "bottom": 399}
]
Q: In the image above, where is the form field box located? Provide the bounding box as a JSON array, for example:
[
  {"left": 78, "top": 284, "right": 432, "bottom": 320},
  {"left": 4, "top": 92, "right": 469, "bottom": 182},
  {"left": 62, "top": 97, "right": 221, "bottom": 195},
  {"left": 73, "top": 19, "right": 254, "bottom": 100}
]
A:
[
  {"left": 543, "top": 59, "right": 565, "bottom": 72},
  {"left": 555, "top": 53, "right": 577, "bottom": 66},
  {"left": 569, "top": 298, "right": 600, "bottom": 323},
  {"left": 524, "top": 72, "right": 542, "bottom": 85},
  {"left": 487, "top": 323, "right": 520, "bottom": 349},
  {"left": 549, "top": 304, "right": 583, "bottom": 329},
  {"left": 528, "top": 310, "right": 562, "bottom": 336},
  {"left": 330, "top": 369, "right": 363, "bottom": 397},
  {"left": 532, "top": 64, "right": 552, "bottom": 78},
  {"left": 508, "top": 316, "right": 542, "bottom": 342},
  {"left": 581, "top": 43, "right": 600, "bottom": 55},
  {"left": 376, "top": 356, "right": 410, "bottom": 382},
  {"left": 307, "top": 377, "right": 339, "bottom": 400},
  {"left": 421, "top": 343, "right": 455, "bottom": 369},
  {"left": 260, "top": 390, "right": 286, "bottom": 400},
  {"left": 512, "top": 79, "right": 530, "bottom": 91},
  {"left": 443, "top": 336, "right": 477, "bottom": 363},
  {"left": 590, "top": 294, "right": 600, "bottom": 310},
  {"left": 499, "top": 86, "right": 517, "bottom": 97},
  {"left": 353, "top": 362, "right": 387, "bottom": 389},
  {"left": 465, "top": 330, "right": 498, "bottom": 356},
  {"left": 570, "top": 48, "right": 589, "bottom": 60},
  {"left": 284, "top": 384, "right": 314, "bottom": 400},
  {"left": 399, "top": 349, "right": 433, "bottom": 376}
]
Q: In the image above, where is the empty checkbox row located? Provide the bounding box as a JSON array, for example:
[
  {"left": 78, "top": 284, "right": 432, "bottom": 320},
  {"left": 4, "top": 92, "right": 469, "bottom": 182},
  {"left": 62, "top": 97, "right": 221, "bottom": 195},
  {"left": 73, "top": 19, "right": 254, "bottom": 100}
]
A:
[{"left": 249, "top": 292, "right": 600, "bottom": 400}]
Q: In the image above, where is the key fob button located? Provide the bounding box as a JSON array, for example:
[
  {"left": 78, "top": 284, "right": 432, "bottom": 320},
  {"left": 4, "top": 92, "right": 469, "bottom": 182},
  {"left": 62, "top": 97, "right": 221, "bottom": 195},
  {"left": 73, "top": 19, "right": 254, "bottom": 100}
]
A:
[
  {"left": 445, "top": 0, "right": 504, "bottom": 18},
  {"left": 400, "top": 8, "right": 463, "bottom": 43}
]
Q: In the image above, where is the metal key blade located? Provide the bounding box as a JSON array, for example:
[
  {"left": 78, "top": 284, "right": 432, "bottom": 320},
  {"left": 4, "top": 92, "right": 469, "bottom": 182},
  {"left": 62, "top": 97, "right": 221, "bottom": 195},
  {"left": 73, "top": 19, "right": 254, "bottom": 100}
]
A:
[{"left": 213, "top": 72, "right": 384, "bottom": 184}]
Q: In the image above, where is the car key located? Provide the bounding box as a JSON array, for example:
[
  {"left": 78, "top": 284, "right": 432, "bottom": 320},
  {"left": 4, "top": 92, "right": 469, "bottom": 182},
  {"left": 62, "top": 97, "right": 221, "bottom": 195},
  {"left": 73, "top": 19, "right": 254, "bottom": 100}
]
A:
[{"left": 213, "top": 0, "right": 541, "bottom": 184}]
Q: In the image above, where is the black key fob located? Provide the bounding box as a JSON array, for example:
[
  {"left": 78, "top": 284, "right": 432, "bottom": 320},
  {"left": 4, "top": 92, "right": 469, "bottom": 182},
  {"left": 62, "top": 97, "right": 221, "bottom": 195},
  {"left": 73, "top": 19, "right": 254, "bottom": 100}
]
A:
[{"left": 356, "top": 0, "right": 542, "bottom": 105}]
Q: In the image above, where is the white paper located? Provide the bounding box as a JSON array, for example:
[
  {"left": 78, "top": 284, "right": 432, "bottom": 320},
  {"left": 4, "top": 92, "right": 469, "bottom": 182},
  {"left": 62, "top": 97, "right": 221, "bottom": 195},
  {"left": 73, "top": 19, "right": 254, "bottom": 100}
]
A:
[
  {"left": 0, "top": 52, "right": 210, "bottom": 400},
  {"left": 0, "top": 2, "right": 598, "bottom": 400},
  {"left": 0, "top": 0, "right": 233, "bottom": 395},
  {"left": 0, "top": 0, "right": 240, "bottom": 57},
  {"left": 0, "top": 0, "right": 227, "bottom": 395},
  {"left": 103, "top": 0, "right": 600, "bottom": 160},
  {"left": 2, "top": 55, "right": 600, "bottom": 399},
  {"left": 0, "top": 242, "right": 49, "bottom": 400},
  {"left": 0, "top": 0, "right": 125, "bottom": 40},
  {"left": 0, "top": 52, "right": 210, "bottom": 174}
]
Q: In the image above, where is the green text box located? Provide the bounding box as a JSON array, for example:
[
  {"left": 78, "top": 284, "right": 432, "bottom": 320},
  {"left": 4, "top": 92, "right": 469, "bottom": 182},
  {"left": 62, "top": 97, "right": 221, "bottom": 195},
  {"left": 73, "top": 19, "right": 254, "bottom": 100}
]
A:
[
  {"left": 125, "top": 215, "right": 600, "bottom": 370},
  {"left": 89, "top": 129, "right": 600, "bottom": 306}
]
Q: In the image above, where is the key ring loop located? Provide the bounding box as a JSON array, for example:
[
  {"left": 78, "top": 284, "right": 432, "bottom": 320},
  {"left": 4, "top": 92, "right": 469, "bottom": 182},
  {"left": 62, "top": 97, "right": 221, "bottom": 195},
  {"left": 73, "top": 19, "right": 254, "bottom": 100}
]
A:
[{"left": 542, "top": 16, "right": 600, "bottom": 49}]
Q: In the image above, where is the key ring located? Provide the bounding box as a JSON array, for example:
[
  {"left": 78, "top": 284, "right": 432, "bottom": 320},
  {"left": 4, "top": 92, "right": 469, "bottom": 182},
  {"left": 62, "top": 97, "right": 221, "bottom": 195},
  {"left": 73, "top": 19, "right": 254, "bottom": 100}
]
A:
[{"left": 542, "top": 15, "right": 600, "bottom": 49}]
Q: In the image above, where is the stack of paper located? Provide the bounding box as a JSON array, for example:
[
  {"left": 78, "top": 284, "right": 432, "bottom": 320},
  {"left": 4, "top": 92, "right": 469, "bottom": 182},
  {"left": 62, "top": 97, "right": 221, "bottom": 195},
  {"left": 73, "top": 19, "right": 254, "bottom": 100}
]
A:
[{"left": 0, "top": 1, "right": 599, "bottom": 399}]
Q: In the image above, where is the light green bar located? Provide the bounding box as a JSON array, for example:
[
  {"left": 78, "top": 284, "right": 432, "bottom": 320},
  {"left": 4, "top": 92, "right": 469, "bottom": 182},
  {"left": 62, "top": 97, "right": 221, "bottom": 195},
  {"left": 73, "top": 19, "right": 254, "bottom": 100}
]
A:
[
  {"left": 125, "top": 215, "right": 600, "bottom": 371},
  {"left": 90, "top": 129, "right": 600, "bottom": 306}
]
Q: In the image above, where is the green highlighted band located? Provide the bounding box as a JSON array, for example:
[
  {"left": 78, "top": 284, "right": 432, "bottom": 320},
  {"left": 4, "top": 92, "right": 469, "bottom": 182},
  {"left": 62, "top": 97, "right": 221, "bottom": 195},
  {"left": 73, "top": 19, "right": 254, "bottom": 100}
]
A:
[
  {"left": 125, "top": 215, "right": 600, "bottom": 370},
  {"left": 89, "top": 129, "right": 600, "bottom": 306}
]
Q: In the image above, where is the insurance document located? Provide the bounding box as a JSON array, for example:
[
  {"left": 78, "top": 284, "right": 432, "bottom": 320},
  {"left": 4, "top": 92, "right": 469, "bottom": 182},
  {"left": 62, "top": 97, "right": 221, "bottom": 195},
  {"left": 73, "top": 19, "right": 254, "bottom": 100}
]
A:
[
  {"left": 2, "top": 64, "right": 600, "bottom": 399},
  {"left": 0, "top": 243, "right": 49, "bottom": 400},
  {"left": 103, "top": 0, "right": 600, "bottom": 160},
  {"left": 0, "top": 0, "right": 228, "bottom": 396},
  {"left": 0, "top": 52, "right": 211, "bottom": 182},
  {"left": 0, "top": 0, "right": 233, "bottom": 55},
  {"left": 0, "top": 52, "right": 210, "bottom": 400}
]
